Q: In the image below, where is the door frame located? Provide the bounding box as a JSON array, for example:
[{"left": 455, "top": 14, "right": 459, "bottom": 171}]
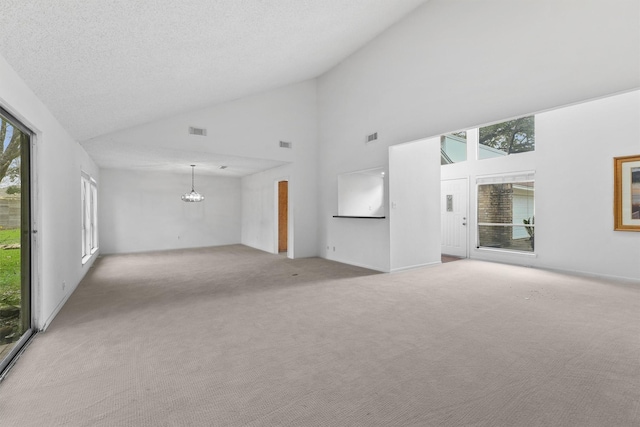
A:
[
  {"left": 273, "top": 177, "right": 291, "bottom": 258},
  {"left": 0, "top": 106, "right": 38, "bottom": 376},
  {"left": 441, "top": 177, "right": 469, "bottom": 258}
]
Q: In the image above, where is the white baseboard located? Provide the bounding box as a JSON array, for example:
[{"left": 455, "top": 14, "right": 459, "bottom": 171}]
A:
[
  {"left": 390, "top": 261, "right": 442, "bottom": 273},
  {"left": 39, "top": 286, "right": 75, "bottom": 331}
]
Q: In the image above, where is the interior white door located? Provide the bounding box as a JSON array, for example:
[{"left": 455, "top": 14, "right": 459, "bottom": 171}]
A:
[{"left": 441, "top": 178, "right": 468, "bottom": 257}]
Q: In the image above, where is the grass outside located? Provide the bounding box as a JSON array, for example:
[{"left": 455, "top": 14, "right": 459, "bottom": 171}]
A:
[{"left": 0, "top": 228, "right": 20, "bottom": 306}]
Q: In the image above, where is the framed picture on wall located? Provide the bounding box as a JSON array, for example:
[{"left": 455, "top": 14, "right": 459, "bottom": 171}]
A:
[{"left": 614, "top": 154, "right": 640, "bottom": 231}]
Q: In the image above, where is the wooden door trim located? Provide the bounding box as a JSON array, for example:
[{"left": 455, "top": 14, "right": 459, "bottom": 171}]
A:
[{"left": 278, "top": 181, "right": 288, "bottom": 253}]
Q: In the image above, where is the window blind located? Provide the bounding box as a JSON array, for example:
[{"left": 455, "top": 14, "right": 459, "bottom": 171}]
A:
[{"left": 476, "top": 171, "right": 535, "bottom": 185}]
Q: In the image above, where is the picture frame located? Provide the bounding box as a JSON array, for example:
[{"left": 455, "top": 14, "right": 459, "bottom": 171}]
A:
[{"left": 614, "top": 154, "right": 640, "bottom": 231}]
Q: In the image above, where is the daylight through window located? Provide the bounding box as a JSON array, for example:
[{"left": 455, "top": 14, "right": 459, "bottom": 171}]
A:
[
  {"left": 477, "top": 173, "right": 534, "bottom": 252},
  {"left": 81, "top": 173, "right": 97, "bottom": 262},
  {"left": 478, "top": 116, "right": 535, "bottom": 159},
  {"left": 441, "top": 131, "right": 467, "bottom": 165}
]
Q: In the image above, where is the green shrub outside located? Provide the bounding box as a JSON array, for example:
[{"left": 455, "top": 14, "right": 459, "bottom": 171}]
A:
[{"left": 0, "top": 228, "right": 20, "bottom": 306}]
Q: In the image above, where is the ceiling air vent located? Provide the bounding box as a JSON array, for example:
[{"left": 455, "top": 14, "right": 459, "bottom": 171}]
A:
[
  {"left": 366, "top": 132, "right": 378, "bottom": 143},
  {"left": 188, "top": 126, "right": 207, "bottom": 136},
  {"left": 279, "top": 141, "right": 292, "bottom": 149}
]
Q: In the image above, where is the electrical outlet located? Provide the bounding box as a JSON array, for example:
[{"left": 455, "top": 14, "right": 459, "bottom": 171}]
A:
[
  {"left": 62, "top": 281, "right": 66, "bottom": 291},
  {"left": 333, "top": 246, "right": 336, "bottom": 252}
]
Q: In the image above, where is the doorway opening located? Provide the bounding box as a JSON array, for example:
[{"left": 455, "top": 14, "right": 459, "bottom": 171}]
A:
[
  {"left": 278, "top": 180, "right": 288, "bottom": 254},
  {"left": 0, "top": 107, "right": 34, "bottom": 375}
]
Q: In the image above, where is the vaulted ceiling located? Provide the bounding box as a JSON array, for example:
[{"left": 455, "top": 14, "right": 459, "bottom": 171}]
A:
[{"left": 0, "top": 0, "right": 428, "bottom": 147}]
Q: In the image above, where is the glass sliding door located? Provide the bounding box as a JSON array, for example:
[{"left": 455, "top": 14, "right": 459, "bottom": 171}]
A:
[{"left": 0, "top": 108, "right": 32, "bottom": 374}]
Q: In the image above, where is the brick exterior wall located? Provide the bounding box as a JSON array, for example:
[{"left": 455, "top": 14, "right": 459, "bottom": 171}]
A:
[{"left": 478, "top": 184, "right": 513, "bottom": 248}]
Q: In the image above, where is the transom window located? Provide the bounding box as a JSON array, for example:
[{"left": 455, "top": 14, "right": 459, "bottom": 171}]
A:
[
  {"left": 441, "top": 131, "right": 467, "bottom": 165},
  {"left": 478, "top": 116, "right": 535, "bottom": 159}
]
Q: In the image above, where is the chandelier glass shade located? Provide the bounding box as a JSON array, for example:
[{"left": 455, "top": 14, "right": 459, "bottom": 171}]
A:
[{"left": 182, "top": 165, "right": 205, "bottom": 202}]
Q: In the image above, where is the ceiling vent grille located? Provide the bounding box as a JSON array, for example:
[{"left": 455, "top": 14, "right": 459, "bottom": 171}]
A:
[
  {"left": 188, "top": 126, "right": 207, "bottom": 136},
  {"left": 279, "top": 140, "right": 292, "bottom": 149},
  {"left": 366, "top": 132, "right": 378, "bottom": 143}
]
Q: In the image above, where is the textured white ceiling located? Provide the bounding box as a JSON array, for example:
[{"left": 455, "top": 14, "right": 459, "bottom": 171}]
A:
[{"left": 0, "top": 0, "right": 428, "bottom": 175}]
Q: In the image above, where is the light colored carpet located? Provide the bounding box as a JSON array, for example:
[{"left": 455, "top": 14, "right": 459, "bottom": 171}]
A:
[{"left": 0, "top": 244, "right": 639, "bottom": 426}]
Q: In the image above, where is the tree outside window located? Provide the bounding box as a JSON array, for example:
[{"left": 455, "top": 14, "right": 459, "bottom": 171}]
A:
[{"left": 479, "top": 116, "right": 535, "bottom": 159}]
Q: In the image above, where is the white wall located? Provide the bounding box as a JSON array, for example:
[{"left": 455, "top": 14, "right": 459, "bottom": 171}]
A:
[
  {"left": 441, "top": 90, "right": 640, "bottom": 281},
  {"left": 389, "top": 138, "right": 441, "bottom": 272},
  {"left": 535, "top": 91, "right": 640, "bottom": 280},
  {"left": 317, "top": 0, "right": 639, "bottom": 273},
  {"left": 0, "top": 54, "right": 100, "bottom": 330},
  {"left": 99, "top": 169, "right": 241, "bottom": 254},
  {"left": 90, "top": 80, "right": 319, "bottom": 258}
]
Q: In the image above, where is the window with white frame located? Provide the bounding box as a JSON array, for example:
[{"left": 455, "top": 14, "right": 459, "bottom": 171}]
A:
[
  {"left": 441, "top": 131, "right": 468, "bottom": 165},
  {"left": 477, "top": 172, "right": 535, "bottom": 253},
  {"left": 81, "top": 173, "right": 98, "bottom": 262},
  {"left": 478, "top": 116, "right": 535, "bottom": 159}
]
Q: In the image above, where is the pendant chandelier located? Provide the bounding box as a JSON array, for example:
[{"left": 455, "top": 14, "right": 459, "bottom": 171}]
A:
[{"left": 181, "top": 165, "right": 205, "bottom": 202}]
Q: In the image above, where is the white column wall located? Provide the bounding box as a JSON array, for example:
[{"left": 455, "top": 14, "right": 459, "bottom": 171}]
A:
[{"left": 389, "top": 138, "right": 441, "bottom": 272}]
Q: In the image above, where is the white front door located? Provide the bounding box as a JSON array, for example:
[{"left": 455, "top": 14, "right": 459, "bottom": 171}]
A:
[{"left": 441, "top": 178, "right": 468, "bottom": 257}]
